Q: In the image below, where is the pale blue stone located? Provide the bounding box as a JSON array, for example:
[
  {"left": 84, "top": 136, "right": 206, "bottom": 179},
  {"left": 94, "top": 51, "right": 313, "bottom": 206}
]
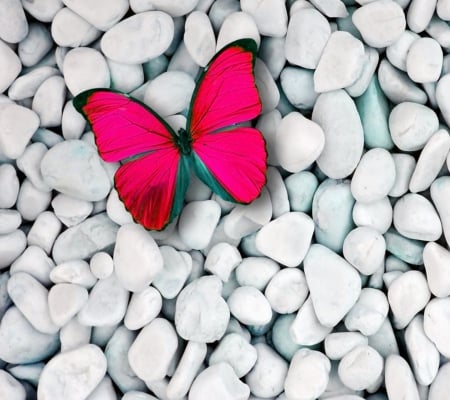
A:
[
  {"left": 355, "top": 76, "right": 394, "bottom": 150},
  {"left": 143, "top": 54, "right": 168, "bottom": 81},
  {"left": 336, "top": 7, "right": 362, "bottom": 41},
  {"left": 384, "top": 229, "right": 425, "bottom": 265},
  {"left": 105, "top": 325, "right": 147, "bottom": 393},
  {"left": 285, "top": 171, "right": 319, "bottom": 213},
  {"left": 8, "top": 362, "right": 45, "bottom": 387},
  {"left": 312, "top": 179, "right": 355, "bottom": 253},
  {"left": 32, "top": 128, "right": 64, "bottom": 148},
  {"left": 385, "top": 255, "right": 410, "bottom": 272}
]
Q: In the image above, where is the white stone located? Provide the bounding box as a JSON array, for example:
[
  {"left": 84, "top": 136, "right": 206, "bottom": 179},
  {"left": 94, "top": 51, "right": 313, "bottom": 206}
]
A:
[
  {"left": 113, "top": 223, "right": 163, "bottom": 292},
  {"left": 352, "top": 198, "right": 393, "bottom": 234},
  {"left": 209, "top": 333, "right": 257, "bottom": 378},
  {"left": 436, "top": 74, "right": 450, "bottom": 127},
  {"left": 343, "top": 227, "right": 385, "bottom": 276},
  {"left": 7, "top": 272, "right": 58, "bottom": 334},
  {"left": 275, "top": 112, "right": 324, "bottom": 173},
  {"left": 386, "top": 30, "right": 420, "bottom": 71},
  {"left": 344, "top": 288, "right": 389, "bottom": 335},
  {"left": 18, "top": 22, "right": 52, "bottom": 67},
  {"left": 393, "top": 193, "right": 442, "bottom": 241},
  {"left": 285, "top": 349, "right": 331, "bottom": 400},
  {"left": 285, "top": 8, "right": 331, "bottom": 69},
  {"left": 423, "top": 242, "right": 450, "bottom": 298},
  {"left": 89, "top": 252, "right": 113, "bottom": 280},
  {"left": 78, "top": 273, "right": 128, "bottom": 327},
  {"left": 0, "top": 104, "right": 39, "bottom": 159},
  {"left": 62, "top": 0, "right": 128, "bottom": 30},
  {"left": 405, "top": 314, "right": 440, "bottom": 386},
  {"left": 346, "top": 47, "right": 380, "bottom": 97},
  {"left": 175, "top": 276, "right": 230, "bottom": 343},
  {"left": 16, "top": 142, "right": 50, "bottom": 192},
  {"left": 16, "top": 179, "right": 52, "bottom": 222},
  {"left": 241, "top": 0, "right": 287, "bottom": 37},
  {"left": 178, "top": 200, "right": 221, "bottom": 250},
  {"left": 21, "top": 0, "right": 63, "bottom": 22},
  {"left": 184, "top": 11, "right": 216, "bottom": 67},
  {"left": 62, "top": 100, "right": 86, "bottom": 140},
  {"left": 389, "top": 102, "right": 439, "bottom": 151},
  {"left": 0, "top": 370, "right": 26, "bottom": 400},
  {"left": 265, "top": 268, "right": 308, "bottom": 314},
  {"left": 310, "top": 0, "right": 347, "bottom": 17},
  {"left": 227, "top": 286, "right": 272, "bottom": 326},
  {"left": 128, "top": 318, "right": 178, "bottom": 382},
  {"left": 235, "top": 257, "right": 279, "bottom": 291},
  {"left": 426, "top": 16, "right": 450, "bottom": 48},
  {"left": 385, "top": 355, "right": 420, "bottom": 400},
  {"left": 0, "top": 306, "right": 59, "bottom": 364},
  {"left": 246, "top": 343, "right": 288, "bottom": 398},
  {"left": 431, "top": 177, "right": 450, "bottom": 247},
  {"left": 388, "top": 270, "right": 430, "bottom": 329},
  {"left": 105, "top": 188, "right": 132, "bottom": 226},
  {"left": 108, "top": 59, "right": 144, "bottom": 94},
  {"left": 150, "top": 0, "right": 199, "bottom": 16},
  {"left": 51, "top": 7, "right": 100, "bottom": 47},
  {"left": 124, "top": 286, "right": 162, "bottom": 331},
  {"left": 204, "top": 242, "right": 241, "bottom": 282},
  {"left": 351, "top": 148, "right": 396, "bottom": 203},
  {"left": 0, "top": 209, "right": 21, "bottom": 235},
  {"left": 41, "top": 140, "right": 111, "bottom": 201},
  {"left": 208, "top": 0, "right": 240, "bottom": 32},
  {"left": 144, "top": 71, "right": 195, "bottom": 117},
  {"left": 190, "top": 363, "right": 250, "bottom": 400},
  {"left": 407, "top": 0, "right": 436, "bottom": 32},
  {"left": 280, "top": 67, "right": 317, "bottom": 111},
  {"left": 10, "top": 246, "right": 53, "bottom": 287},
  {"left": 52, "top": 193, "right": 93, "bottom": 227},
  {"left": 314, "top": 31, "right": 365, "bottom": 93},
  {"left": 216, "top": 12, "right": 260, "bottom": 50},
  {"left": 167, "top": 341, "right": 207, "bottom": 399},
  {"left": 50, "top": 260, "right": 97, "bottom": 288},
  {"left": 304, "top": 244, "right": 361, "bottom": 328},
  {"left": 290, "top": 297, "right": 333, "bottom": 345},
  {"left": 27, "top": 211, "right": 62, "bottom": 254},
  {"left": 312, "top": 90, "right": 364, "bottom": 179},
  {"left": 378, "top": 59, "right": 427, "bottom": 104},
  {"left": 63, "top": 47, "right": 110, "bottom": 96},
  {"left": 353, "top": 0, "right": 406, "bottom": 47},
  {"left": 101, "top": 11, "right": 174, "bottom": 64},
  {"left": 429, "top": 363, "right": 450, "bottom": 400},
  {"left": 424, "top": 297, "right": 450, "bottom": 357},
  {"left": 259, "top": 36, "right": 286, "bottom": 80},
  {"left": 153, "top": 246, "right": 192, "bottom": 299},
  {"left": 0, "top": 164, "right": 19, "bottom": 208},
  {"left": 410, "top": 130, "right": 450, "bottom": 192},
  {"left": 0, "top": 40, "right": 21, "bottom": 93},
  {"left": 255, "top": 58, "right": 280, "bottom": 113},
  {"left": 48, "top": 283, "right": 89, "bottom": 327},
  {"left": 389, "top": 153, "right": 416, "bottom": 197},
  {"left": 324, "top": 332, "right": 369, "bottom": 360},
  {"left": 8, "top": 66, "right": 58, "bottom": 101},
  {"left": 338, "top": 346, "right": 383, "bottom": 391},
  {"left": 38, "top": 344, "right": 107, "bottom": 400},
  {"left": 255, "top": 212, "right": 314, "bottom": 267},
  {"left": 406, "top": 38, "right": 443, "bottom": 83},
  {"left": 266, "top": 167, "right": 289, "bottom": 219},
  {"left": 0, "top": 0, "right": 28, "bottom": 43}
]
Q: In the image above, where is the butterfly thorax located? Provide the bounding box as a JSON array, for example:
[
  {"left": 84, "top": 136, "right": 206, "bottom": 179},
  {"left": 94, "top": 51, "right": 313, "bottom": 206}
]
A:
[{"left": 176, "top": 128, "right": 192, "bottom": 155}]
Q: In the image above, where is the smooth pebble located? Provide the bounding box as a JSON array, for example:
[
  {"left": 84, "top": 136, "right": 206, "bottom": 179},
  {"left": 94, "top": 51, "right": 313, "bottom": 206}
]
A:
[
  {"left": 385, "top": 355, "right": 420, "bottom": 400},
  {"left": 183, "top": 11, "right": 216, "bottom": 67},
  {"left": 429, "top": 363, "right": 450, "bottom": 400},
  {"left": 241, "top": 0, "right": 287, "bottom": 37},
  {"left": 51, "top": 193, "right": 93, "bottom": 227},
  {"left": 406, "top": 38, "right": 443, "bottom": 83},
  {"left": 216, "top": 11, "right": 260, "bottom": 50},
  {"left": 0, "top": 164, "right": 19, "bottom": 208},
  {"left": 324, "top": 332, "right": 369, "bottom": 360},
  {"left": 0, "top": 0, "right": 28, "bottom": 43},
  {"left": 228, "top": 286, "right": 272, "bottom": 326},
  {"left": 423, "top": 242, "right": 450, "bottom": 298},
  {"left": 235, "top": 257, "right": 279, "bottom": 291},
  {"left": 0, "top": 370, "right": 26, "bottom": 400},
  {"left": 424, "top": 297, "right": 450, "bottom": 357},
  {"left": 48, "top": 283, "right": 88, "bottom": 327},
  {"left": 352, "top": 197, "right": 393, "bottom": 234},
  {"left": 0, "top": 40, "right": 21, "bottom": 94}
]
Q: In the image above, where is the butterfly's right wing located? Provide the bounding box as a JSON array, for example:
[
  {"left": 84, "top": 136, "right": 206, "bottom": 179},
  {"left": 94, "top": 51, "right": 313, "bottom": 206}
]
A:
[{"left": 74, "top": 89, "right": 189, "bottom": 230}]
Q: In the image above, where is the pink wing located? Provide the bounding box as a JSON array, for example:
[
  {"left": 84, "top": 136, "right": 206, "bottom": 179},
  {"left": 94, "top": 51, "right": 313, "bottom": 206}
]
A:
[
  {"left": 188, "top": 39, "right": 267, "bottom": 203},
  {"left": 73, "top": 90, "right": 175, "bottom": 162},
  {"left": 188, "top": 39, "right": 262, "bottom": 140},
  {"left": 73, "top": 89, "right": 189, "bottom": 230}
]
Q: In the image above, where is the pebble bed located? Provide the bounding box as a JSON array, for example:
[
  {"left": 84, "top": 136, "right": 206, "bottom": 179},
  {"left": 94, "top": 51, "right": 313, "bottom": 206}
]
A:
[{"left": 1, "top": 0, "right": 450, "bottom": 399}]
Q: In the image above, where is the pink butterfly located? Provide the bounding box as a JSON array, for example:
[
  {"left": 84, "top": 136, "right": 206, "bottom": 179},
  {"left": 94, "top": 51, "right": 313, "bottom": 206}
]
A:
[{"left": 73, "top": 39, "right": 267, "bottom": 230}]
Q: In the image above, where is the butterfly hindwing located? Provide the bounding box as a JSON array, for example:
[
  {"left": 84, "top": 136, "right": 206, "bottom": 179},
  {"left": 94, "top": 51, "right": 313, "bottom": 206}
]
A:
[
  {"left": 73, "top": 89, "right": 189, "bottom": 230},
  {"left": 188, "top": 39, "right": 267, "bottom": 203}
]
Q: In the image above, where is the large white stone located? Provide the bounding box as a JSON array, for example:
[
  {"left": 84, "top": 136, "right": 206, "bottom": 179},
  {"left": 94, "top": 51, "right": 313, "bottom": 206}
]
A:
[
  {"left": 204, "top": 242, "right": 241, "bottom": 282},
  {"left": 21, "top": 0, "right": 63, "bottom": 23},
  {"left": 406, "top": 37, "right": 443, "bottom": 83},
  {"left": 424, "top": 297, "right": 450, "bottom": 357},
  {"left": 385, "top": 355, "right": 420, "bottom": 400},
  {"left": 183, "top": 11, "right": 216, "bottom": 67},
  {"left": 352, "top": 197, "right": 393, "bottom": 234},
  {"left": 124, "top": 286, "right": 162, "bottom": 331},
  {"left": 227, "top": 286, "right": 272, "bottom": 326},
  {"left": 324, "top": 332, "right": 369, "bottom": 360},
  {"left": 0, "top": 0, "right": 28, "bottom": 43},
  {"left": 235, "top": 256, "right": 279, "bottom": 291},
  {"left": 0, "top": 40, "right": 21, "bottom": 94},
  {"left": 255, "top": 212, "right": 314, "bottom": 267},
  {"left": 8, "top": 66, "right": 58, "bottom": 101},
  {"left": 429, "top": 363, "right": 450, "bottom": 400},
  {"left": 48, "top": 283, "right": 89, "bottom": 327}
]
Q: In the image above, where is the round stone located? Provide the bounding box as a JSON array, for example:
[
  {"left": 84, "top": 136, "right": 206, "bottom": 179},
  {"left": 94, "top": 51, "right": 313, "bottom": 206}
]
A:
[
  {"left": 241, "top": 0, "right": 288, "bottom": 37},
  {"left": 0, "top": 370, "right": 26, "bottom": 400},
  {"left": 352, "top": 197, "right": 393, "bottom": 234},
  {"left": 235, "top": 256, "right": 280, "bottom": 291},
  {"left": 89, "top": 252, "right": 114, "bottom": 280},
  {"left": 124, "top": 286, "right": 162, "bottom": 331},
  {"left": 227, "top": 286, "right": 272, "bottom": 326},
  {"left": 216, "top": 11, "right": 260, "bottom": 50},
  {"left": 424, "top": 297, "right": 450, "bottom": 357},
  {"left": 0, "top": 0, "right": 28, "bottom": 43},
  {"left": 406, "top": 37, "right": 443, "bottom": 83},
  {"left": 183, "top": 11, "right": 215, "bottom": 67}
]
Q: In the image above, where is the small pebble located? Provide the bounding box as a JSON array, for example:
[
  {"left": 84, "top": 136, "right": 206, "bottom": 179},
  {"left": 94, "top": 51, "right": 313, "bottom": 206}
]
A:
[
  {"left": 124, "top": 286, "right": 162, "bottom": 331},
  {"left": 246, "top": 343, "right": 288, "bottom": 398},
  {"left": 388, "top": 270, "right": 431, "bottom": 329},
  {"left": 0, "top": 164, "right": 19, "bottom": 208},
  {"left": 216, "top": 11, "right": 260, "bottom": 50},
  {"left": 304, "top": 244, "right": 361, "bottom": 328},
  {"left": 338, "top": 345, "right": 383, "bottom": 391},
  {"left": 128, "top": 318, "right": 178, "bottom": 382},
  {"left": 89, "top": 252, "right": 113, "bottom": 280},
  {"left": 424, "top": 297, "right": 450, "bottom": 357},
  {"left": 205, "top": 242, "right": 242, "bottom": 282},
  {"left": 209, "top": 333, "right": 257, "bottom": 378},
  {"left": 241, "top": 0, "right": 288, "bottom": 37},
  {"left": 10, "top": 245, "right": 53, "bottom": 285},
  {"left": 265, "top": 268, "right": 308, "bottom": 314},
  {"left": 0, "top": 370, "right": 26, "bottom": 400},
  {"left": 16, "top": 179, "right": 52, "bottom": 221},
  {"left": 18, "top": 22, "right": 52, "bottom": 67},
  {"left": 393, "top": 193, "right": 442, "bottom": 241},
  {"left": 351, "top": 148, "right": 396, "bottom": 203},
  {"left": 423, "top": 242, "right": 450, "bottom": 298},
  {"left": 385, "top": 355, "right": 420, "bottom": 400},
  {"left": 389, "top": 153, "right": 416, "bottom": 197},
  {"left": 352, "top": 197, "right": 393, "bottom": 234},
  {"left": 429, "top": 363, "right": 450, "bottom": 400},
  {"left": 183, "top": 11, "right": 216, "bottom": 67},
  {"left": 384, "top": 228, "right": 425, "bottom": 265},
  {"left": 284, "top": 349, "right": 331, "bottom": 400},
  {"left": 0, "top": 209, "right": 21, "bottom": 235},
  {"left": 407, "top": 0, "right": 437, "bottom": 33},
  {"left": 324, "top": 332, "right": 369, "bottom": 360},
  {"left": 51, "top": 193, "right": 93, "bottom": 227},
  {"left": 406, "top": 38, "right": 443, "bottom": 83},
  {"left": 228, "top": 286, "right": 272, "bottom": 326},
  {"left": 280, "top": 67, "right": 318, "bottom": 111},
  {"left": 37, "top": 344, "right": 107, "bottom": 400},
  {"left": 437, "top": 74, "right": 450, "bottom": 128},
  {"left": 48, "top": 283, "right": 88, "bottom": 327},
  {"left": 431, "top": 176, "right": 450, "bottom": 247},
  {"left": 16, "top": 142, "right": 51, "bottom": 192},
  {"left": 27, "top": 211, "right": 61, "bottom": 254},
  {"left": 235, "top": 256, "right": 279, "bottom": 291},
  {"left": 352, "top": 0, "right": 406, "bottom": 48}
]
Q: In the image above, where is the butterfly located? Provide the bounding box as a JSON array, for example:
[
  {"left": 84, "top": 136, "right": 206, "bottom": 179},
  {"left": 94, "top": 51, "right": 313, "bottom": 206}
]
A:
[{"left": 73, "top": 39, "right": 267, "bottom": 231}]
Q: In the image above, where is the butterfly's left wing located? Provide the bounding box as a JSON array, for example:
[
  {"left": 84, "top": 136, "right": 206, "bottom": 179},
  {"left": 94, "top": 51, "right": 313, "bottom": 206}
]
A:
[
  {"left": 187, "top": 39, "right": 267, "bottom": 204},
  {"left": 73, "top": 89, "right": 189, "bottom": 230}
]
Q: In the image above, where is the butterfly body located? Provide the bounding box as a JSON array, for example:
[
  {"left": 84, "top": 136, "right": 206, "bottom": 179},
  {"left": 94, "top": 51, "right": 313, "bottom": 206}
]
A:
[{"left": 74, "top": 39, "right": 267, "bottom": 230}]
